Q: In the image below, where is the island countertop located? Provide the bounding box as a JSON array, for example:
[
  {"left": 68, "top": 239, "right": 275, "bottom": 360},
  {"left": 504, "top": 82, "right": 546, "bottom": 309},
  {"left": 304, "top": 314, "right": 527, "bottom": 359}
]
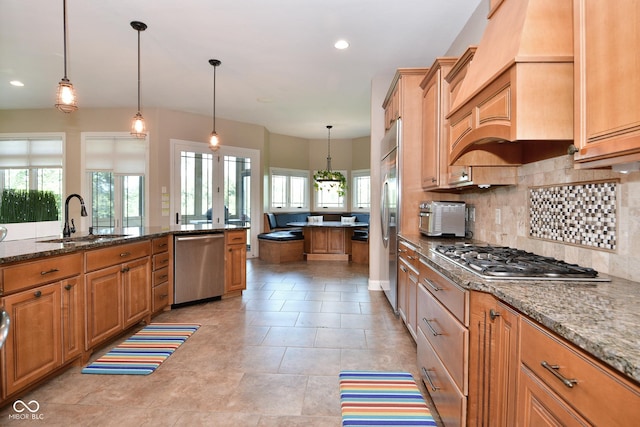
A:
[
  {"left": 0, "top": 224, "right": 248, "bottom": 266},
  {"left": 399, "top": 232, "right": 640, "bottom": 385}
]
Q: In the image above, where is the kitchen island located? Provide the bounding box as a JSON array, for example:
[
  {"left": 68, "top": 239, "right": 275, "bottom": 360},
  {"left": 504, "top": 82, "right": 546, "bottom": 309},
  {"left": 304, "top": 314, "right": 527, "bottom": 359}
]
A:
[
  {"left": 399, "top": 232, "right": 640, "bottom": 426},
  {"left": 0, "top": 224, "right": 248, "bottom": 407},
  {"left": 287, "top": 221, "right": 368, "bottom": 261}
]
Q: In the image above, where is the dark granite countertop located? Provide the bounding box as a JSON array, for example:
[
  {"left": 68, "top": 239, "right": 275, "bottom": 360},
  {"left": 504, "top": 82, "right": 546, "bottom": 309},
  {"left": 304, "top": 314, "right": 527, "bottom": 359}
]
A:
[
  {"left": 0, "top": 224, "right": 248, "bottom": 266},
  {"left": 399, "top": 232, "right": 640, "bottom": 384}
]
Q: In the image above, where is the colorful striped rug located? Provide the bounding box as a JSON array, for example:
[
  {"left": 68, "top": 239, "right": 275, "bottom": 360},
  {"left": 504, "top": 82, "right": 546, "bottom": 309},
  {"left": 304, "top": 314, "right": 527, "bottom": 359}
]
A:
[
  {"left": 339, "top": 371, "right": 436, "bottom": 426},
  {"left": 81, "top": 323, "right": 200, "bottom": 375}
]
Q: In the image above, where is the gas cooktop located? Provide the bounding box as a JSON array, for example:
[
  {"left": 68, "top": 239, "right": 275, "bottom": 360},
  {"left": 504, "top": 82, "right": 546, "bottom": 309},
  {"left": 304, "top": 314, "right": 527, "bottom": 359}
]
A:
[{"left": 432, "top": 244, "right": 609, "bottom": 282}]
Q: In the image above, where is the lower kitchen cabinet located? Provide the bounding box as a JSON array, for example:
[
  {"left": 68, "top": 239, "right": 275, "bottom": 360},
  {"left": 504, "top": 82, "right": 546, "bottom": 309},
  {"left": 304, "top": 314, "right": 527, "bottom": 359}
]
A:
[
  {"left": 517, "top": 317, "right": 640, "bottom": 427},
  {"left": 224, "top": 229, "right": 247, "bottom": 296},
  {"left": 468, "top": 292, "right": 519, "bottom": 427},
  {"left": 84, "top": 240, "right": 151, "bottom": 350},
  {"left": 151, "top": 236, "right": 171, "bottom": 313},
  {"left": 397, "top": 240, "right": 419, "bottom": 339},
  {"left": 1, "top": 276, "right": 83, "bottom": 398}
]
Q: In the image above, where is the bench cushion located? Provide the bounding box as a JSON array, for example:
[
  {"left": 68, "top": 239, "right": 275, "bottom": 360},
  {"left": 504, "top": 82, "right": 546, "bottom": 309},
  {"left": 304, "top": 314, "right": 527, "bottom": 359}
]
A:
[{"left": 258, "top": 230, "right": 304, "bottom": 241}]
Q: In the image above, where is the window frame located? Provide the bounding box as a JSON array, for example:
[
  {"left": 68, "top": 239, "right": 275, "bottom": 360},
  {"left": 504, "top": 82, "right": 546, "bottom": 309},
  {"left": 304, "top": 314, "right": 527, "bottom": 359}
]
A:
[
  {"left": 269, "top": 167, "right": 310, "bottom": 212},
  {"left": 313, "top": 169, "right": 348, "bottom": 211},
  {"left": 351, "top": 169, "right": 371, "bottom": 212}
]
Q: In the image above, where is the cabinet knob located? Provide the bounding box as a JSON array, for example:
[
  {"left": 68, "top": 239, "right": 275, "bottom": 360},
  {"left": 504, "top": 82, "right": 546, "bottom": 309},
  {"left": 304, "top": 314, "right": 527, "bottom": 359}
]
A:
[
  {"left": 567, "top": 144, "right": 579, "bottom": 155},
  {"left": 34, "top": 290, "right": 42, "bottom": 298},
  {"left": 64, "top": 284, "right": 72, "bottom": 291},
  {"left": 489, "top": 309, "right": 500, "bottom": 320},
  {"left": 121, "top": 267, "right": 130, "bottom": 273}
]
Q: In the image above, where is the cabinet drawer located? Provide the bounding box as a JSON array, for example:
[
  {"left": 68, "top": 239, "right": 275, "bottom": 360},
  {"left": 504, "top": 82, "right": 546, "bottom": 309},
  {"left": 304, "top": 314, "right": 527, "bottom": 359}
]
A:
[
  {"left": 153, "top": 266, "right": 169, "bottom": 286},
  {"left": 152, "top": 282, "right": 169, "bottom": 312},
  {"left": 417, "top": 283, "right": 468, "bottom": 393},
  {"left": 2, "top": 253, "right": 83, "bottom": 294},
  {"left": 520, "top": 318, "right": 640, "bottom": 427},
  {"left": 419, "top": 258, "right": 468, "bottom": 325},
  {"left": 225, "top": 229, "right": 246, "bottom": 245},
  {"left": 398, "top": 241, "right": 419, "bottom": 269},
  {"left": 85, "top": 240, "right": 151, "bottom": 272},
  {"left": 417, "top": 327, "right": 467, "bottom": 427},
  {"left": 152, "top": 236, "right": 169, "bottom": 254},
  {"left": 153, "top": 252, "right": 170, "bottom": 271}
]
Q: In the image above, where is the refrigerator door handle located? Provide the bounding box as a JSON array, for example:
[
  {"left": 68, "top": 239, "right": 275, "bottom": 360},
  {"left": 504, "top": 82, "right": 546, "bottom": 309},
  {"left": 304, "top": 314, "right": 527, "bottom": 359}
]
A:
[{"left": 381, "top": 178, "right": 389, "bottom": 247}]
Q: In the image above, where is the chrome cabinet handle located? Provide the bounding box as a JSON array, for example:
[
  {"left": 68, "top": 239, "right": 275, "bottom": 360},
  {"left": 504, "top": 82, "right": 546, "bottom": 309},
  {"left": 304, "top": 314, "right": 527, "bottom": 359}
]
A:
[
  {"left": 119, "top": 251, "right": 131, "bottom": 258},
  {"left": 422, "top": 317, "right": 441, "bottom": 336},
  {"left": 422, "top": 277, "right": 442, "bottom": 292},
  {"left": 541, "top": 361, "right": 578, "bottom": 388},
  {"left": 421, "top": 367, "right": 440, "bottom": 392},
  {"left": 489, "top": 309, "right": 500, "bottom": 320},
  {"left": 40, "top": 268, "right": 59, "bottom": 276}
]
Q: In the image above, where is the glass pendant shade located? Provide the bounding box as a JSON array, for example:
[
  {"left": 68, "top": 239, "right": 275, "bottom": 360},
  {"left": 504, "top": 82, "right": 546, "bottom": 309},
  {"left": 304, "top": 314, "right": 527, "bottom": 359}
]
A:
[
  {"left": 209, "top": 131, "right": 220, "bottom": 151},
  {"left": 131, "top": 112, "right": 147, "bottom": 138},
  {"left": 55, "top": 78, "right": 77, "bottom": 113}
]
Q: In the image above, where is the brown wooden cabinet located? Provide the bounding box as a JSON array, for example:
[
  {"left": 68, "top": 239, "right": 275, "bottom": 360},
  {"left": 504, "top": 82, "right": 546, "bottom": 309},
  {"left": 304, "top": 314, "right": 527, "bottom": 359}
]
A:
[
  {"left": 421, "top": 58, "right": 457, "bottom": 190},
  {"left": 151, "top": 236, "right": 171, "bottom": 313},
  {"left": 383, "top": 68, "right": 429, "bottom": 234},
  {"left": 0, "top": 254, "right": 83, "bottom": 399},
  {"left": 224, "top": 229, "right": 247, "bottom": 296},
  {"left": 84, "top": 240, "right": 151, "bottom": 350},
  {"left": 573, "top": 0, "right": 640, "bottom": 168},
  {"left": 468, "top": 292, "right": 519, "bottom": 427},
  {"left": 517, "top": 318, "right": 640, "bottom": 426}
]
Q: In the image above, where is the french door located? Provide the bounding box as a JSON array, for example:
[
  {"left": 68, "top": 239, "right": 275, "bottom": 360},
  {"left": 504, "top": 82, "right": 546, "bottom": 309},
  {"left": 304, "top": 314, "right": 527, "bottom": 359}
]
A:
[{"left": 170, "top": 139, "right": 259, "bottom": 257}]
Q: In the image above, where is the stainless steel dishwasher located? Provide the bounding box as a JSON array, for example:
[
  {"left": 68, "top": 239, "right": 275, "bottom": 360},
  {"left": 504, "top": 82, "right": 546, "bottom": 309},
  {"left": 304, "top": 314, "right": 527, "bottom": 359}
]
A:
[{"left": 173, "top": 233, "right": 225, "bottom": 305}]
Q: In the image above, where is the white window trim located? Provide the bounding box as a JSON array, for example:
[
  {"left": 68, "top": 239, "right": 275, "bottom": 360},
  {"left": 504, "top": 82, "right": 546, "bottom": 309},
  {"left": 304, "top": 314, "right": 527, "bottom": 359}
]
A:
[
  {"left": 269, "top": 167, "right": 310, "bottom": 212},
  {"left": 81, "top": 132, "right": 150, "bottom": 232},
  {"left": 351, "top": 168, "right": 371, "bottom": 213}
]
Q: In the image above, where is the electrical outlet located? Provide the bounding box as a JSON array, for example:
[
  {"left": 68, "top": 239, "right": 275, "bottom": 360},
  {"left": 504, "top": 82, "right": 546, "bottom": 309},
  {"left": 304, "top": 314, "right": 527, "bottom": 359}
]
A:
[{"left": 495, "top": 208, "right": 501, "bottom": 225}]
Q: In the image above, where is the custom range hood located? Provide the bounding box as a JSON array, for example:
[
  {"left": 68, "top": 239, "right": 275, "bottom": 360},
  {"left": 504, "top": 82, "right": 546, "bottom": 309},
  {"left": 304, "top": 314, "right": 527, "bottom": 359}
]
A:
[{"left": 446, "top": 0, "right": 574, "bottom": 166}]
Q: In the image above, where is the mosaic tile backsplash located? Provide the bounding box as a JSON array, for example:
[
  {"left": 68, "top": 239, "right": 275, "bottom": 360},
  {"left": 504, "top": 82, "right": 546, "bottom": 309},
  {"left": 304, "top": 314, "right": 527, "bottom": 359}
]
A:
[{"left": 529, "top": 181, "right": 617, "bottom": 250}]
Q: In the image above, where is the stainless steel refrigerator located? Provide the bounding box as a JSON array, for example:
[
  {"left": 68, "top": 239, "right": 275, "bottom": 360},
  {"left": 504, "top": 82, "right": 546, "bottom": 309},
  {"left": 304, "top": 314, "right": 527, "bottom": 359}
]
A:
[{"left": 380, "top": 119, "right": 400, "bottom": 313}]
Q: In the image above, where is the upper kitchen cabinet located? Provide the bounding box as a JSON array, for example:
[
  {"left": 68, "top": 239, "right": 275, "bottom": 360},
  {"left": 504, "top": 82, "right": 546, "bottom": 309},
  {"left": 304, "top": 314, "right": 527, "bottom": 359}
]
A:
[
  {"left": 383, "top": 68, "right": 429, "bottom": 233},
  {"left": 420, "top": 57, "right": 457, "bottom": 190},
  {"left": 446, "top": 0, "right": 574, "bottom": 167},
  {"left": 572, "top": 0, "right": 640, "bottom": 169}
]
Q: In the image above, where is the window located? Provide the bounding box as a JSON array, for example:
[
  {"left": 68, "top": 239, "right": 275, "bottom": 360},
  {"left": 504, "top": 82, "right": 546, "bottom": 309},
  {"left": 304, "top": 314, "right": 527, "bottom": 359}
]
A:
[
  {"left": 270, "top": 168, "right": 309, "bottom": 210},
  {"left": 0, "top": 134, "right": 64, "bottom": 218},
  {"left": 314, "top": 169, "right": 347, "bottom": 210},
  {"left": 83, "top": 133, "right": 148, "bottom": 228},
  {"left": 351, "top": 169, "right": 371, "bottom": 211}
]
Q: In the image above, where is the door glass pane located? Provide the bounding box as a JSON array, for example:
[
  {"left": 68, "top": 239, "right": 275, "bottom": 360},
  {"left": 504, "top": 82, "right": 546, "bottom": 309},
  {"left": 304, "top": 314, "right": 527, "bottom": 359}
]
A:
[
  {"left": 123, "top": 175, "right": 144, "bottom": 227},
  {"left": 180, "top": 151, "right": 213, "bottom": 224},
  {"left": 90, "top": 172, "right": 115, "bottom": 228},
  {"left": 224, "top": 155, "right": 251, "bottom": 228}
]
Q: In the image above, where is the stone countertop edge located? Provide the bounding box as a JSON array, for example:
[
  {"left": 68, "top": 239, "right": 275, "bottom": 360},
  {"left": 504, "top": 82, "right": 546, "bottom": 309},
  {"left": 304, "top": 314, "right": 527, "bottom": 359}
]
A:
[
  {"left": 0, "top": 224, "right": 248, "bottom": 266},
  {"left": 399, "top": 232, "right": 640, "bottom": 385}
]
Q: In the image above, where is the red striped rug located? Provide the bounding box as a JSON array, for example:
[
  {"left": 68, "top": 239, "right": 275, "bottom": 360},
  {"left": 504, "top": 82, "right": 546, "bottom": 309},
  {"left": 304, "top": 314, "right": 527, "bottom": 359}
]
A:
[
  {"left": 339, "top": 371, "right": 435, "bottom": 426},
  {"left": 81, "top": 323, "right": 200, "bottom": 375}
]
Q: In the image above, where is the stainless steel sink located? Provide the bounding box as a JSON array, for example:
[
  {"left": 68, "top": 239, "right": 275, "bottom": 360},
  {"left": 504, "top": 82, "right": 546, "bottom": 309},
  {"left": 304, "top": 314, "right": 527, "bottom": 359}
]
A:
[{"left": 38, "top": 234, "right": 129, "bottom": 244}]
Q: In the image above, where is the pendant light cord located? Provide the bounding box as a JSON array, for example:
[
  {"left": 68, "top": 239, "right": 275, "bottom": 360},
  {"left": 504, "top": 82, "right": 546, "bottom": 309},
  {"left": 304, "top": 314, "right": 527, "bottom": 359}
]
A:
[
  {"left": 62, "top": 0, "right": 68, "bottom": 79},
  {"left": 212, "top": 62, "right": 216, "bottom": 131},
  {"left": 326, "top": 125, "right": 333, "bottom": 172},
  {"left": 136, "top": 28, "right": 141, "bottom": 113}
]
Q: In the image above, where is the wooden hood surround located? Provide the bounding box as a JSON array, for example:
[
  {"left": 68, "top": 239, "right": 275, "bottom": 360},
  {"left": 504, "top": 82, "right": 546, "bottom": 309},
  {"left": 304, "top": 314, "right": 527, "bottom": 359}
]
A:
[{"left": 446, "top": 0, "right": 574, "bottom": 166}]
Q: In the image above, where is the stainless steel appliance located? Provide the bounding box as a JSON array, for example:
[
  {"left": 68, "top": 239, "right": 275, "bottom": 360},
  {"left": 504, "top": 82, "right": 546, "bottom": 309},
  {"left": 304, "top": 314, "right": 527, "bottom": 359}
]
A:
[
  {"left": 173, "top": 233, "right": 225, "bottom": 305},
  {"left": 0, "top": 308, "right": 9, "bottom": 349},
  {"left": 419, "top": 201, "right": 466, "bottom": 237},
  {"left": 380, "top": 120, "right": 400, "bottom": 313},
  {"left": 433, "top": 243, "right": 609, "bottom": 282}
]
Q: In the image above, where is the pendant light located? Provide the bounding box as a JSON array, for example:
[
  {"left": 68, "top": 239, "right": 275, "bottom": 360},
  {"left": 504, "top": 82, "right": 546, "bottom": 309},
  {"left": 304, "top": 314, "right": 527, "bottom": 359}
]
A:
[
  {"left": 55, "top": 0, "right": 78, "bottom": 113},
  {"left": 313, "top": 125, "right": 347, "bottom": 196},
  {"left": 208, "top": 59, "right": 222, "bottom": 151},
  {"left": 130, "top": 21, "right": 147, "bottom": 138}
]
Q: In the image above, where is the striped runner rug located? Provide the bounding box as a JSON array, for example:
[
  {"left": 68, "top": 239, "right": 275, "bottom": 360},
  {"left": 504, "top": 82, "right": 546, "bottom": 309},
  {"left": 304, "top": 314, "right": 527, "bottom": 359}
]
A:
[
  {"left": 339, "top": 371, "right": 436, "bottom": 426},
  {"left": 81, "top": 323, "right": 200, "bottom": 375}
]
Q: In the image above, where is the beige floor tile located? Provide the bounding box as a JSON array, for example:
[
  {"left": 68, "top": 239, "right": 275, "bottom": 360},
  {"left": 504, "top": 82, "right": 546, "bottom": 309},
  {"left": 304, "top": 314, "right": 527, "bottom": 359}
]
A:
[
  {"left": 262, "top": 326, "right": 318, "bottom": 347},
  {"left": 279, "top": 347, "right": 342, "bottom": 375}
]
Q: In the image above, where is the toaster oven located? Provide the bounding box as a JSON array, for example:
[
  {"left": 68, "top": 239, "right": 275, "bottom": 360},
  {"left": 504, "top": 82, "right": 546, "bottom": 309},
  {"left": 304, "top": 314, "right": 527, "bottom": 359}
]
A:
[{"left": 419, "top": 201, "right": 466, "bottom": 237}]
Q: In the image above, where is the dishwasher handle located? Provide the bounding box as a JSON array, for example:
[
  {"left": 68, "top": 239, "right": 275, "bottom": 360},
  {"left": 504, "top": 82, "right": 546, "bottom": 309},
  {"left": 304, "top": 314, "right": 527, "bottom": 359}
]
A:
[{"left": 175, "top": 234, "right": 224, "bottom": 242}]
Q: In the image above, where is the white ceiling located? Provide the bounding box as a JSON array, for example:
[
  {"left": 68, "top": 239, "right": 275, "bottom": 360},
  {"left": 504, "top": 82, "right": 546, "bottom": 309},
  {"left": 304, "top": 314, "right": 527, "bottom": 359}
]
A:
[{"left": 0, "top": 0, "right": 482, "bottom": 139}]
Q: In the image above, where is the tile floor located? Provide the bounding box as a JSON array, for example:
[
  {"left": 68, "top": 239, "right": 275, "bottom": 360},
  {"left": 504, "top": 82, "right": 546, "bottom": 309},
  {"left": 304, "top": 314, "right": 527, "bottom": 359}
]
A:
[{"left": 1, "top": 259, "right": 428, "bottom": 426}]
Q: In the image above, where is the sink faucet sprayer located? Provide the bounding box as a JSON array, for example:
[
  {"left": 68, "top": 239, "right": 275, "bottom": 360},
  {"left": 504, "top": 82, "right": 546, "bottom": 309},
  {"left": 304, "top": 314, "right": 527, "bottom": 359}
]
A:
[{"left": 63, "top": 194, "right": 88, "bottom": 237}]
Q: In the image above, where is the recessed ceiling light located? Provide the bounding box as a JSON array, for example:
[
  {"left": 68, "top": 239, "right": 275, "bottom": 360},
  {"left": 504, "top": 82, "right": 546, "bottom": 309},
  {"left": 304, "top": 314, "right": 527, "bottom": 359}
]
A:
[
  {"left": 334, "top": 40, "right": 349, "bottom": 50},
  {"left": 10, "top": 80, "right": 24, "bottom": 87}
]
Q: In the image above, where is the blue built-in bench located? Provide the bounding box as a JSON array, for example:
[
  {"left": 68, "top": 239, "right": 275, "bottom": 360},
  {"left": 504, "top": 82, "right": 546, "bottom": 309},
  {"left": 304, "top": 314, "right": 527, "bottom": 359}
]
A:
[{"left": 258, "top": 212, "right": 369, "bottom": 263}]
